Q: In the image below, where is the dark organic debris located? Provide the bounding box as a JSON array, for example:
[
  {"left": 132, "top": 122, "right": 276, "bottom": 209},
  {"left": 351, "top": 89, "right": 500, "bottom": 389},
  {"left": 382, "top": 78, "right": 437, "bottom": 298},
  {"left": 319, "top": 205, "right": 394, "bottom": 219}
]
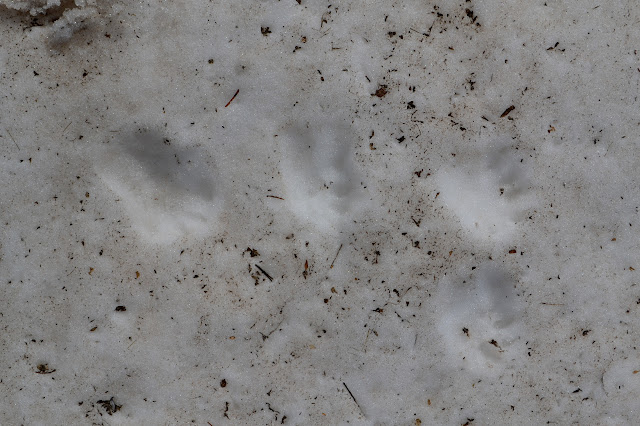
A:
[
  {"left": 97, "top": 397, "right": 121, "bottom": 415},
  {"left": 246, "top": 247, "right": 260, "bottom": 257},
  {"left": 374, "top": 85, "right": 388, "bottom": 97},
  {"left": 35, "top": 363, "right": 56, "bottom": 374},
  {"left": 500, "top": 105, "right": 515, "bottom": 118}
]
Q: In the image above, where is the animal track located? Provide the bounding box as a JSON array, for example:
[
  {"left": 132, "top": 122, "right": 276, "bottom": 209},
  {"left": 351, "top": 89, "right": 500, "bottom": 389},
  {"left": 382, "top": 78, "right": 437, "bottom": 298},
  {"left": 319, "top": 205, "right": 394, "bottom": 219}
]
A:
[
  {"left": 280, "top": 120, "right": 365, "bottom": 231},
  {"left": 437, "top": 265, "right": 523, "bottom": 372},
  {"left": 97, "top": 130, "right": 222, "bottom": 243},
  {"left": 436, "top": 142, "right": 532, "bottom": 241}
]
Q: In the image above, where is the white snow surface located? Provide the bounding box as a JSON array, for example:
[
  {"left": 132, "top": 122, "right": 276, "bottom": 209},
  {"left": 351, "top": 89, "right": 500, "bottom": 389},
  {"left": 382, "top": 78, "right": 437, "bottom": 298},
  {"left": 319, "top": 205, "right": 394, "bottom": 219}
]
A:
[{"left": 1, "top": 0, "right": 640, "bottom": 424}]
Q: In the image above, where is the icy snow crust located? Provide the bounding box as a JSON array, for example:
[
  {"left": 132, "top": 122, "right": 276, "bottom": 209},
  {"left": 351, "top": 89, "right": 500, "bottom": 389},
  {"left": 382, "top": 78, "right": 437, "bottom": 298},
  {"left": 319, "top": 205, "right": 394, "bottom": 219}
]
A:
[{"left": 1, "top": 0, "right": 640, "bottom": 424}]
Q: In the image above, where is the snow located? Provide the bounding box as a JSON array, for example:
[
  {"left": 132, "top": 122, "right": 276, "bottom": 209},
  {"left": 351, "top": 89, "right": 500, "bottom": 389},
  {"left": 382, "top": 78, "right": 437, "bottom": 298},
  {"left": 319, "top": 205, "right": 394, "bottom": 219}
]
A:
[{"left": 1, "top": 0, "right": 640, "bottom": 424}]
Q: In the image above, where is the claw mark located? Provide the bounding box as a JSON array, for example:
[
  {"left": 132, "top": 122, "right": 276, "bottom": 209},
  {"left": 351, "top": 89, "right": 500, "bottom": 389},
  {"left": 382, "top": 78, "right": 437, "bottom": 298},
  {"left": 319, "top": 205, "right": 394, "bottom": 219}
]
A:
[{"left": 5, "top": 129, "right": 19, "bottom": 150}]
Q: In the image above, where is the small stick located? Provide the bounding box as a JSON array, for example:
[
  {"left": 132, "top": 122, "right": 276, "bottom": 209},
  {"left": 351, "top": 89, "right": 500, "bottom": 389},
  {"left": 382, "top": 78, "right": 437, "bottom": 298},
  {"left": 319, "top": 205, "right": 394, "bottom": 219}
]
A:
[
  {"left": 343, "top": 382, "right": 365, "bottom": 417},
  {"left": 255, "top": 264, "right": 273, "bottom": 281},
  {"left": 330, "top": 244, "right": 343, "bottom": 269},
  {"left": 225, "top": 89, "right": 239, "bottom": 107},
  {"left": 6, "top": 129, "right": 19, "bottom": 150},
  {"left": 266, "top": 195, "right": 284, "bottom": 200}
]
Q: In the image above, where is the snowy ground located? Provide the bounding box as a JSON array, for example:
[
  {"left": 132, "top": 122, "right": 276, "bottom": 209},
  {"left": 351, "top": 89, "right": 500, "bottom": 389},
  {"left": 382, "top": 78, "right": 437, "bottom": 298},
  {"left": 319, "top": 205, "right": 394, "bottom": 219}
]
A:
[{"left": 1, "top": 0, "right": 640, "bottom": 424}]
